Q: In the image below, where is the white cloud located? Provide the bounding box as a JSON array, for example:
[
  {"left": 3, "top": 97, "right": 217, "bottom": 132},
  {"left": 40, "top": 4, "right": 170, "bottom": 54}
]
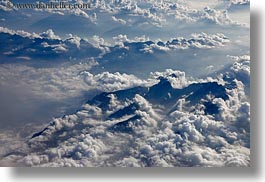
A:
[
  {"left": 40, "top": 29, "right": 61, "bottom": 40},
  {"left": 0, "top": 61, "right": 97, "bottom": 100},
  {"left": 197, "top": 7, "right": 235, "bottom": 25},
  {"left": 112, "top": 16, "right": 126, "bottom": 25},
  {"left": 81, "top": 71, "right": 146, "bottom": 92},
  {"left": 0, "top": 26, "right": 105, "bottom": 60},
  {"left": 3, "top": 59, "right": 250, "bottom": 167},
  {"left": 52, "top": 45, "right": 68, "bottom": 53},
  {"left": 228, "top": 0, "right": 250, "bottom": 5},
  {"left": 111, "top": 32, "right": 230, "bottom": 53},
  {"left": 149, "top": 69, "right": 189, "bottom": 89},
  {"left": 0, "top": 0, "right": 15, "bottom": 11},
  {"left": 66, "top": 34, "right": 81, "bottom": 48},
  {"left": 0, "top": 26, "right": 41, "bottom": 39}
]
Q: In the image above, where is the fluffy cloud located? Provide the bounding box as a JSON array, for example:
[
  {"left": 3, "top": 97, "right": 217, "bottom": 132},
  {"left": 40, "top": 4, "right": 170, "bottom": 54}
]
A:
[
  {"left": 0, "top": 26, "right": 230, "bottom": 63},
  {"left": 40, "top": 29, "right": 61, "bottom": 40},
  {"left": 0, "top": 61, "right": 148, "bottom": 101},
  {"left": 163, "top": 33, "right": 230, "bottom": 50},
  {"left": 4, "top": 59, "right": 250, "bottom": 167},
  {"left": 0, "top": 27, "right": 102, "bottom": 60},
  {"left": 0, "top": 0, "right": 248, "bottom": 47},
  {"left": 81, "top": 71, "right": 146, "bottom": 92},
  {"left": 3, "top": 0, "right": 245, "bottom": 28},
  {"left": 227, "top": 0, "right": 250, "bottom": 6},
  {"left": 197, "top": 7, "right": 236, "bottom": 25},
  {"left": 0, "top": 26, "right": 41, "bottom": 39},
  {"left": 149, "top": 69, "right": 189, "bottom": 89},
  {"left": 111, "top": 32, "right": 230, "bottom": 53},
  {"left": 112, "top": 16, "right": 127, "bottom": 25},
  {"left": 0, "top": 0, "right": 14, "bottom": 11}
]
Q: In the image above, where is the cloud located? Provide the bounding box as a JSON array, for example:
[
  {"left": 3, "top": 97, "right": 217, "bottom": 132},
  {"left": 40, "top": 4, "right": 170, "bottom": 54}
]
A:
[
  {"left": 0, "top": 61, "right": 97, "bottom": 100},
  {"left": 0, "top": 0, "right": 248, "bottom": 45},
  {"left": 0, "top": 26, "right": 41, "bottom": 39},
  {"left": 149, "top": 69, "right": 189, "bottom": 89},
  {"left": 0, "top": 3, "right": 11, "bottom": 12},
  {"left": 112, "top": 16, "right": 127, "bottom": 25},
  {"left": 22, "top": 0, "right": 245, "bottom": 28},
  {"left": 0, "top": 60, "right": 149, "bottom": 102},
  {"left": 1, "top": 26, "right": 230, "bottom": 66},
  {"left": 0, "top": 27, "right": 102, "bottom": 60},
  {"left": 227, "top": 0, "right": 250, "bottom": 6},
  {"left": 111, "top": 32, "right": 230, "bottom": 53},
  {"left": 40, "top": 29, "right": 61, "bottom": 40},
  {"left": 81, "top": 71, "right": 146, "bottom": 92},
  {"left": 197, "top": 7, "right": 236, "bottom": 25},
  {"left": 4, "top": 59, "right": 249, "bottom": 167},
  {"left": 32, "top": 1, "right": 97, "bottom": 22},
  {"left": 143, "top": 33, "right": 230, "bottom": 53},
  {"left": 66, "top": 34, "right": 81, "bottom": 48}
]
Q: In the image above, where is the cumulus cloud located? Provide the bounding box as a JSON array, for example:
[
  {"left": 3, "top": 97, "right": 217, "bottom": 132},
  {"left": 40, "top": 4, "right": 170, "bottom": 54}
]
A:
[
  {"left": 3, "top": 59, "right": 250, "bottom": 167},
  {"left": 112, "top": 16, "right": 127, "bottom": 25},
  {"left": 81, "top": 71, "right": 146, "bottom": 92},
  {"left": 0, "top": 26, "right": 41, "bottom": 39},
  {"left": 230, "top": 60, "right": 250, "bottom": 83},
  {"left": 16, "top": 0, "right": 244, "bottom": 29},
  {"left": 0, "top": 0, "right": 17, "bottom": 11},
  {"left": 40, "top": 29, "right": 61, "bottom": 40},
  {"left": 149, "top": 69, "right": 189, "bottom": 89},
  {"left": 99, "top": 0, "right": 244, "bottom": 26},
  {"left": 164, "top": 33, "right": 229, "bottom": 50},
  {"left": 66, "top": 34, "right": 82, "bottom": 48},
  {"left": 227, "top": 0, "right": 250, "bottom": 6},
  {"left": 1, "top": 26, "right": 230, "bottom": 64},
  {"left": 224, "top": 55, "right": 250, "bottom": 93},
  {"left": 111, "top": 32, "right": 230, "bottom": 53},
  {"left": 197, "top": 7, "right": 236, "bottom": 25},
  {"left": 0, "top": 27, "right": 102, "bottom": 60},
  {"left": 100, "top": 0, "right": 241, "bottom": 27},
  {"left": 0, "top": 0, "right": 248, "bottom": 46}
]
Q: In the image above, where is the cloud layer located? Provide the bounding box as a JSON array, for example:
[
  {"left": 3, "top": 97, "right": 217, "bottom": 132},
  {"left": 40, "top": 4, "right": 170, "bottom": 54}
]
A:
[
  {"left": 0, "top": 26, "right": 231, "bottom": 62},
  {"left": 4, "top": 59, "right": 250, "bottom": 167}
]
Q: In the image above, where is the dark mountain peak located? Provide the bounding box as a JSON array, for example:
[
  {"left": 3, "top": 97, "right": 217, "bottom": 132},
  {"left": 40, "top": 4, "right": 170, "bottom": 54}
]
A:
[
  {"left": 157, "top": 76, "right": 172, "bottom": 87},
  {"left": 143, "top": 76, "right": 176, "bottom": 105},
  {"left": 123, "top": 40, "right": 155, "bottom": 51},
  {"left": 185, "top": 82, "right": 229, "bottom": 102},
  {"left": 109, "top": 115, "right": 141, "bottom": 133},
  {"left": 87, "top": 86, "right": 148, "bottom": 112},
  {"left": 146, "top": 76, "right": 173, "bottom": 96},
  {"left": 86, "top": 78, "right": 229, "bottom": 119},
  {"left": 108, "top": 102, "right": 140, "bottom": 120},
  {"left": 169, "top": 73, "right": 178, "bottom": 78}
]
